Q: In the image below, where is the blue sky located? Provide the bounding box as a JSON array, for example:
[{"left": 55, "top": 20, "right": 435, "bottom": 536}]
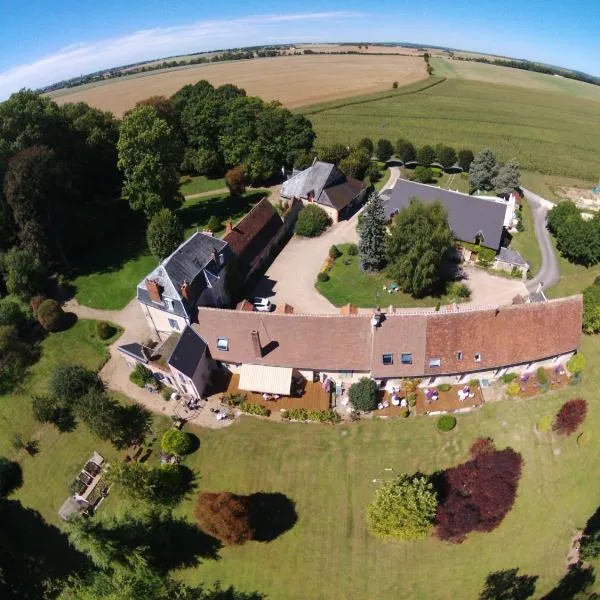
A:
[{"left": 0, "top": 0, "right": 599, "bottom": 99}]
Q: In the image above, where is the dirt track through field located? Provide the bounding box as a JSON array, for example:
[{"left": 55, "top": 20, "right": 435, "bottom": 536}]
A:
[{"left": 48, "top": 54, "right": 427, "bottom": 117}]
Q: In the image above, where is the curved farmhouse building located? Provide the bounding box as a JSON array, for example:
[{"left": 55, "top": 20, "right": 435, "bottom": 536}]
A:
[{"left": 179, "top": 295, "right": 583, "bottom": 396}]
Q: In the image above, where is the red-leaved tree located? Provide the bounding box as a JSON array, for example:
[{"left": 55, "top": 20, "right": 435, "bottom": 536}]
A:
[
  {"left": 194, "top": 491, "right": 255, "bottom": 545},
  {"left": 436, "top": 439, "right": 523, "bottom": 543},
  {"left": 554, "top": 398, "right": 588, "bottom": 435}
]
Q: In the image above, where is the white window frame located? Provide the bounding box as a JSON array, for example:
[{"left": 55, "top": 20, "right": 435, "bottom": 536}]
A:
[
  {"left": 429, "top": 358, "right": 441, "bottom": 368},
  {"left": 382, "top": 353, "right": 393, "bottom": 365},
  {"left": 168, "top": 318, "right": 179, "bottom": 331},
  {"left": 474, "top": 352, "right": 482, "bottom": 362},
  {"left": 217, "top": 337, "right": 229, "bottom": 351},
  {"left": 401, "top": 352, "right": 413, "bottom": 365},
  {"left": 164, "top": 297, "right": 174, "bottom": 311},
  {"left": 456, "top": 351, "right": 463, "bottom": 360}
]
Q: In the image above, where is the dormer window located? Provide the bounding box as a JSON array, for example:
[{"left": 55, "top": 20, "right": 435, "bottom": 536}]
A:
[
  {"left": 217, "top": 337, "right": 229, "bottom": 351},
  {"left": 164, "top": 297, "right": 174, "bottom": 312}
]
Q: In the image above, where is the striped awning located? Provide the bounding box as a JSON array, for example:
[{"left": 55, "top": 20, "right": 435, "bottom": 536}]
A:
[{"left": 238, "top": 364, "right": 293, "bottom": 396}]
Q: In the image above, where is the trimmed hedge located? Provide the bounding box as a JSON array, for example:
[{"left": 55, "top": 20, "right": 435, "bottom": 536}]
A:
[
  {"left": 436, "top": 383, "right": 451, "bottom": 392},
  {"left": 317, "top": 272, "right": 329, "bottom": 283},
  {"left": 283, "top": 408, "right": 341, "bottom": 423},
  {"left": 239, "top": 402, "right": 270, "bottom": 417},
  {"left": 295, "top": 204, "right": 332, "bottom": 237},
  {"left": 96, "top": 321, "right": 117, "bottom": 340},
  {"left": 437, "top": 415, "right": 457, "bottom": 432}
]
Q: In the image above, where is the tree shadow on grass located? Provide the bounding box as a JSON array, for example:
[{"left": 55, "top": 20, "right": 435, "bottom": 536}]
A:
[
  {"left": 0, "top": 499, "right": 91, "bottom": 599},
  {"left": 70, "top": 205, "right": 148, "bottom": 279},
  {"left": 178, "top": 191, "right": 265, "bottom": 232},
  {"left": 248, "top": 492, "right": 297, "bottom": 542},
  {"left": 541, "top": 564, "right": 595, "bottom": 600},
  {"left": 479, "top": 568, "right": 538, "bottom": 600}
]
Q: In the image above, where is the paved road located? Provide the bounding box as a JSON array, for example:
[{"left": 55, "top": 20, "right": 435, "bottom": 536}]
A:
[
  {"left": 253, "top": 167, "right": 401, "bottom": 313},
  {"left": 521, "top": 187, "right": 559, "bottom": 293}
]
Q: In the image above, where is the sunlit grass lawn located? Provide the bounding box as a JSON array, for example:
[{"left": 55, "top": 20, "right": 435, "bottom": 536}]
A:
[
  {"left": 521, "top": 170, "right": 596, "bottom": 203},
  {"left": 510, "top": 198, "right": 542, "bottom": 275},
  {"left": 180, "top": 175, "right": 226, "bottom": 196},
  {"left": 172, "top": 334, "right": 600, "bottom": 599},
  {"left": 315, "top": 244, "right": 457, "bottom": 308}
]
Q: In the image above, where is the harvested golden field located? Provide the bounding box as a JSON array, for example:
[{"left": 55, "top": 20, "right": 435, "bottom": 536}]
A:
[
  {"left": 48, "top": 54, "right": 426, "bottom": 117},
  {"left": 295, "top": 43, "right": 423, "bottom": 55}
]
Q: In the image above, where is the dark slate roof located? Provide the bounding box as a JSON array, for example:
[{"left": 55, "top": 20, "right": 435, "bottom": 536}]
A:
[
  {"left": 528, "top": 292, "right": 547, "bottom": 303},
  {"left": 320, "top": 177, "right": 366, "bottom": 210},
  {"left": 280, "top": 161, "right": 345, "bottom": 202},
  {"left": 168, "top": 325, "right": 207, "bottom": 378},
  {"left": 137, "top": 232, "right": 231, "bottom": 317},
  {"left": 498, "top": 247, "right": 528, "bottom": 266},
  {"left": 118, "top": 343, "right": 150, "bottom": 363},
  {"left": 385, "top": 179, "right": 508, "bottom": 250},
  {"left": 223, "top": 198, "right": 283, "bottom": 269}
]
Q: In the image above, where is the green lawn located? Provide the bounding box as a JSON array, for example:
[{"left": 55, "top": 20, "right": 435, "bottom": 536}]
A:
[
  {"left": 510, "top": 199, "right": 542, "bottom": 275},
  {"left": 521, "top": 170, "right": 597, "bottom": 203},
  {"left": 180, "top": 175, "right": 226, "bottom": 196},
  {"left": 400, "top": 168, "right": 471, "bottom": 195},
  {"left": 315, "top": 244, "right": 459, "bottom": 308},
  {"left": 179, "top": 189, "right": 270, "bottom": 238},
  {"left": 304, "top": 77, "right": 600, "bottom": 180},
  {"left": 2, "top": 319, "right": 171, "bottom": 526},
  {"left": 169, "top": 334, "right": 600, "bottom": 598}
]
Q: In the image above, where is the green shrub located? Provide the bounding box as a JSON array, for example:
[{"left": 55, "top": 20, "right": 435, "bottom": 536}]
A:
[
  {"left": 349, "top": 377, "right": 379, "bottom": 411},
  {"left": 476, "top": 247, "right": 497, "bottom": 267},
  {"left": 407, "top": 392, "right": 417, "bottom": 407},
  {"left": 570, "top": 372, "right": 583, "bottom": 386},
  {"left": 161, "top": 429, "right": 194, "bottom": 456},
  {"left": 317, "top": 272, "right": 329, "bottom": 283},
  {"left": 161, "top": 388, "right": 172, "bottom": 401},
  {"left": 96, "top": 321, "right": 116, "bottom": 340},
  {"left": 567, "top": 353, "right": 585, "bottom": 374},
  {"left": 239, "top": 402, "right": 271, "bottom": 417},
  {"left": 436, "top": 383, "right": 451, "bottom": 392},
  {"left": 129, "top": 363, "right": 155, "bottom": 387},
  {"left": 468, "top": 379, "right": 480, "bottom": 389},
  {"left": 329, "top": 245, "right": 342, "bottom": 259},
  {"left": 37, "top": 299, "right": 65, "bottom": 332},
  {"left": 501, "top": 372, "right": 517, "bottom": 384},
  {"left": 223, "top": 393, "right": 246, "bottom": 406},
  {"left": 347, "top": 243, "right": 358, "bottom": 256},
  {"left": 538, "top": 415, "right": 553, "bottom": 433},
  {"left": 536, "top": 367, "right": 549, "bottom": 385},
  {"left": 507, "top": 382, "right": 521, "bottom": 396},
  {"left": 295, "top": 204, "right": 332, "bottom": 237},
  {"left": 284, "top": 408, "right": 341, "bottom": 423},
  {"left": 207, "top": 215, "right": 222, "bottom": 233},
  {"left": 437, "top": 415, "right": 457, "bottom": 432}
]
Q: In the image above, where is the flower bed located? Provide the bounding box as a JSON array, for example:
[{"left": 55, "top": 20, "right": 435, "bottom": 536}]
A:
[{"left": 283, "top": 408, "right": 341, "bottom": 424}]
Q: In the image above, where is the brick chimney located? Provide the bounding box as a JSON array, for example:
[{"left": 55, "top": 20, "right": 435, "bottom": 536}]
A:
[
  {"left": 146, "top": 279, "right": 162, "bottom": 303},
  {"left": 212, "top": 248, "right": 220, "bottom": 267},
  {"left": 251, "top": 330, "right": 262, "bottom": 358},
  {"left": 180, "top": 280, "right": 190, "bottom": 301},
  {"left": 225, "top": 220, "right": 233, "bottom": 234}
]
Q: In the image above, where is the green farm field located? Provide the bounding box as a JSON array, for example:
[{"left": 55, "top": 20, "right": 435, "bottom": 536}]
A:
[{"left": 305, "top": 69, "right": 600, "bottom": 181}]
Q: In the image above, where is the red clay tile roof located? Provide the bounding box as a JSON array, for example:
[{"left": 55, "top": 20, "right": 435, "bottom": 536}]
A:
[
  {"left": 223, "top": 198, "right": 283, "bottom": 269},
  {"left": 195, "top": 296, "right": 582, "bottom": 376}
]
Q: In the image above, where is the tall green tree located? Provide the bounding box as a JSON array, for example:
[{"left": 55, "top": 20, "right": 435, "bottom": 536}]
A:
[
  {"left": 117, "top": 105, "right": 184, "bottom": 218},
  {"left": 356, "top": 137, "right": 374, "bottom": 155},
  {"left": 417, "top": 145, "right": 436, "bottom": 166},
  {"left": 493, "top": 159, "right": 521, "bottom": 195},
  {"left": 146, "top": 209, "right": 184, "bottom": 260},
  {"left": 317, "top": 143, "right": 350, "bottom": 165},
  {"left": 358, "top": 192, "right": 387, "bottom": 271},
  {"left": 367, "top": 475, "right": 438, "bottom": 540},
  {"left": 458, "top": 149, "right": 474, "bottom": 172},
  {"left": 396, "top": 138, "right": 417, "bottom": 164},
  {"left": 376, "top": 139, "right": 394, "bottom": 161},
  {"left": 1, "top": 247, "right": 45, "bottom": 300},
  {"left": 469, "top": 148, "right": 498, "bottom": 192},
  {"left": 339, "top": 148, "right": 371, "bottom": 180},
  {"left": 435, "top": 145, "right": 458, "bottom": 169},
  {"left": 387, "top": 199, "right": 454, "bottom": 296}
]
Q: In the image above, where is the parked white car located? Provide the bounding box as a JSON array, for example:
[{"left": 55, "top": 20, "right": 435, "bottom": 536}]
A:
[{"left": 253, "top": 297, "right": 273, "bottom": 312}]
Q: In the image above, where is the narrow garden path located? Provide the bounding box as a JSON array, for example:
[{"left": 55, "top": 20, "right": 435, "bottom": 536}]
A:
[{"left": 183, "top": 187, "right": 228, "bottom": 200}]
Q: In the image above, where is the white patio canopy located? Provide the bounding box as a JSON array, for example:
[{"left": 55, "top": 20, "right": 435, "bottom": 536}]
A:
[{"left": 238, "top": 364, "right": 293, "bottom": 396}]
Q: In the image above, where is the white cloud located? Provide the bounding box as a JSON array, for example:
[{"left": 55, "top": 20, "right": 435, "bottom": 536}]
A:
[{"left": 0, "top": 11, "right": 364, "bottom": 99}]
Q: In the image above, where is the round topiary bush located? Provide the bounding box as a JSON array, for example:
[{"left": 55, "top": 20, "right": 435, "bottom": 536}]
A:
[
  {"left": 507, "top": 382, "right": 521, "bottom": 396},
  {"left": 349, "top": 377, "right": 379, "bottom": 411},
  {"left": 567, "top": 353, "right": 585, "bottom": 375},
  {"left": 329, "top": 245, "right": 342, "bottom": 259},
  {"left": 537, "top": 415, "right": 553, "bottom": 433},
  {"left": 295, "top": 204, "right": 332, "bottom": 237},
  {"left": 207, "top": 215, "right": 222, "bottom": 233},
  {"left": 436, "top": 383, "right": 451, "bottom": 392},
  {"left": 96, "top": 321, "right": 116, "bottom": 340},
  {"left": 37, "top": 299, "right": 65, "bottom": 332},
  {"left": 437, "top": 415, "right": 457, "bottom": 432},
  {"left": 161, "top": 429, "right": 194, "bottom": 456},
  {"left": 317, "top": 272, "right": 329, "bottom": 283},
  {"left": 347, "top": 243, "right": 358, "bottom": 256}
]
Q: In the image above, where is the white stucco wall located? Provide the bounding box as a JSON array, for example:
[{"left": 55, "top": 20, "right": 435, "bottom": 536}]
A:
[{"left": 140, "top": 303, "right": 188, "bottom": 341}]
